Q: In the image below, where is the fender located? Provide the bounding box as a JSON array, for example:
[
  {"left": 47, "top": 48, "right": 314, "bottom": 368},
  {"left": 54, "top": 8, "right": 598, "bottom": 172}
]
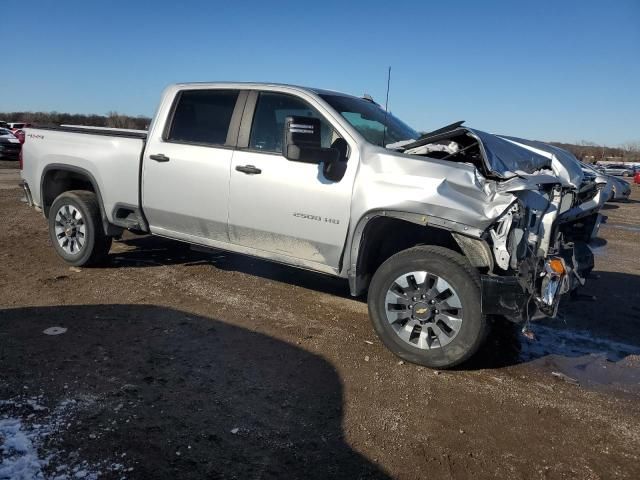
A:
[{"left": 344, "top": 209, "right": 485, "bottom": 296}]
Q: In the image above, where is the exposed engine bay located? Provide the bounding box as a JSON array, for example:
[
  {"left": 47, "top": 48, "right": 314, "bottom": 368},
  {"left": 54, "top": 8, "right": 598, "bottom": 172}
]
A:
[{"left": 483, "top": 185, "right": 601, "bottom": 321}]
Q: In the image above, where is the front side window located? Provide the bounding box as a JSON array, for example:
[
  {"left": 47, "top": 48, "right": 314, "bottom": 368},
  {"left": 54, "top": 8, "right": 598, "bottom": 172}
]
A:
[
  {"left": 167, "top": 89, "right": 239, "bottom": 146},
  {"left": 249, "top": 92, "right": 334, "bottom": 153}
]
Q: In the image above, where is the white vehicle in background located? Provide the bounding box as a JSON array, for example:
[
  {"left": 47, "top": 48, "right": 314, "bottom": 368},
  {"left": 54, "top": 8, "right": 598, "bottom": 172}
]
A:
[
  {"left": 7, "top": 122, "right": 31, "bottom": 132},
  {"left": 20, "top": 82, "right": 609, "bottom": 368}
]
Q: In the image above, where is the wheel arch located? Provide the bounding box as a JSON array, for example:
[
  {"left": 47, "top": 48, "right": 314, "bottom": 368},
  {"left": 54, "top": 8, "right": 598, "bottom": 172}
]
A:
[
  {"left": 346, "top": 210, "right": 491, "bottom": 297},
  {"left": 40, "top": 164, "right": 120, "bottom": 236}
]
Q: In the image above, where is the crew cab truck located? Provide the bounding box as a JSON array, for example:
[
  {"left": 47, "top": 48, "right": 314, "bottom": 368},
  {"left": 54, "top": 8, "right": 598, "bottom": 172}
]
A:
[{"left": 21, "top": 82, "right": 609, "bottom": 368}]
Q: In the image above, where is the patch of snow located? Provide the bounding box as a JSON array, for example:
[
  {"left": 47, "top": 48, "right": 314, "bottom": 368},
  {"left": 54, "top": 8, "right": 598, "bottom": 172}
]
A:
[
  {"left": 1, "top": 394, "right": 129, "bottom": 480},
  {"left": 0, "top": 418, "right": 44, "bottom": 480},
  {"left": 521, "top": 323, "right": 640, "bottom": 362}
]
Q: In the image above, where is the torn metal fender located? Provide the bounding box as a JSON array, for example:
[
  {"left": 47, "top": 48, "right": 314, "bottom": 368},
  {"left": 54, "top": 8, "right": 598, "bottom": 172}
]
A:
[
  {"left": 342, "top": 145, "right": 519, "bottom": 293},
  {"left": 350, "top": 145, "right": 517, "bottom": 229}
]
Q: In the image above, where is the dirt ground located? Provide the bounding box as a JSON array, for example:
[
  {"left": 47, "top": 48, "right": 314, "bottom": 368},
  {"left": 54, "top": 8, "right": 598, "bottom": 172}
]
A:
[{"left": 1, "top": 163, "right": 639, "bottom": 479}]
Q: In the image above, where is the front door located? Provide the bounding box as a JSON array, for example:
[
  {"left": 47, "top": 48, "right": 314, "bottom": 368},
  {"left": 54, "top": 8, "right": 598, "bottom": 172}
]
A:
[
  {"left": 142, "top": 89, "right": 244, "bottom": 243},
  {"left": 228, "top": 91, "right": 355, "bottom": 270}
]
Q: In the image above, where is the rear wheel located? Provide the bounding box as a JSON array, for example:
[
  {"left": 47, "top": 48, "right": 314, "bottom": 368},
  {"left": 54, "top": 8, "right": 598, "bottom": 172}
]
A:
[
  {"left": 368, "top": 246, "right": 487, "bottom": 369},
  {"left": 48, "top": 190, "right": 112, "bottom": 266}
]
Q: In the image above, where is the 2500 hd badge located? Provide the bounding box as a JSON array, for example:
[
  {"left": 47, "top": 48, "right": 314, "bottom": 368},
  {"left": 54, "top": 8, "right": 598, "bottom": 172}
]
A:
[{"left": 293, "top": 212, "right": 340, "bottom": 224}]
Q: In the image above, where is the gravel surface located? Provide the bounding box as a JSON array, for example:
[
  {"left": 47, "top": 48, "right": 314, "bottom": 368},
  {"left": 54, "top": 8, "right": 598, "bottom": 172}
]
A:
[{"left": 1, "top": 167, "right": 639, "bottom": 479}]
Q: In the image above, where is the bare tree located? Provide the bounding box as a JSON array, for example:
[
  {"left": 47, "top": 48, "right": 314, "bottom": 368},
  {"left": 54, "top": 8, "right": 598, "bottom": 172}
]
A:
[
  {"left": 0, "top": 111, "right": 151, "bottom": 130},
  {"left": 621, "top": 142, "right": 640, "bottom": 163}
]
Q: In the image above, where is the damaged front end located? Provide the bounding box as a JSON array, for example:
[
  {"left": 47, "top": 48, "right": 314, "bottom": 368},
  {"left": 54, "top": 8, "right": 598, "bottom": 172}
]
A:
[
  {"left": 396, "top": 125, "right": 608, "bottom": 323},
  {"left": 481, "top": 184, "right": 603, "bottom": 321}
]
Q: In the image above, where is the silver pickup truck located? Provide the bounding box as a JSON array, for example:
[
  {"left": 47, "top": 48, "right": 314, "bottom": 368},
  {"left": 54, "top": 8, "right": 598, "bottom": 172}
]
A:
[{"left": 21, "top": 82, "right": 609, "bottom": 368}]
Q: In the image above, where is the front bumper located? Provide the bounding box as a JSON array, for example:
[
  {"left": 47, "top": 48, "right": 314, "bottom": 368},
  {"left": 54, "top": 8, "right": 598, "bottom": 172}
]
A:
[
  {"left": 480, "top": 242, "right": 594, "bottom": 322},
  {"left": 480, "top": 275, "right": 529, "bottom": 318}
]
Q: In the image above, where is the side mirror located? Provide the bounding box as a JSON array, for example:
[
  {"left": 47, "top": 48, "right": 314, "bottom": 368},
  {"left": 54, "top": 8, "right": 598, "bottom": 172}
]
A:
[{"left": 283, "top": 116, "right": 339, "bottom": 165}]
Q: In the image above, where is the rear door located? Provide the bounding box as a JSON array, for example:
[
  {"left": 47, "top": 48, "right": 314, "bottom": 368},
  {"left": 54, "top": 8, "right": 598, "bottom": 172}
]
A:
[
  {"left": 142, "top": 89, "right": 245, "bottom": 243},
  {"left": 227, "top": 90, "right": 356, "bottom": 270}
]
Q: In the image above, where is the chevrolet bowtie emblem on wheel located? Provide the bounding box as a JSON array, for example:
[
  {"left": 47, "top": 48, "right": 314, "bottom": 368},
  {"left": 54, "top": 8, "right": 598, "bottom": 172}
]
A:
[{"left": 415, "top": 307, "right": 429, "bottom": 315}]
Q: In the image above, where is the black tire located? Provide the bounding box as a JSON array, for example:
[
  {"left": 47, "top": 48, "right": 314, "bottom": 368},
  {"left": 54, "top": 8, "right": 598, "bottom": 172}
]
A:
[
  {"left": 368, "top": 245, "right": 487, "bottom": 369},
  {"left": 48, "top": 190, "right": 112, "bottom": 266}
]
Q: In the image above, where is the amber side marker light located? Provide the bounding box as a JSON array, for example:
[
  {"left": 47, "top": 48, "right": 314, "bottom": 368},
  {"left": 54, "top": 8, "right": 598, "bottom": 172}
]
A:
[{"left": 548, "top": 258, "right": 565, "bottom": 275}]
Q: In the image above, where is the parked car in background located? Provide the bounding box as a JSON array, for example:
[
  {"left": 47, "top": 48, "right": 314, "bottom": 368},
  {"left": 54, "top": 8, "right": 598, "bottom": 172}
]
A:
[
  {"left": 596, "top": 163, "right": 636, "bottom": 177},
  {"left": 0, "top": 121, "right": 9, "bottom": 129},
  {"left": 0, "top": 127, "right": 22, "bottom": 160},
  {"left": 7, "top": 122, "right": 31, "bottom": 132},
  {"left": 581, "top": 162, "right": 630, "bottom": 201}
]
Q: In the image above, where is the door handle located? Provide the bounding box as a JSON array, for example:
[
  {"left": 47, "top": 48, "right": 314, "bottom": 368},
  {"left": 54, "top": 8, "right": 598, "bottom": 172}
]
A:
[
  {"left": 235, "top": 165, "right": 262, "bottom": 175},
  {"left": 150, "top": 154, "right": 170, "bottom": 162}
]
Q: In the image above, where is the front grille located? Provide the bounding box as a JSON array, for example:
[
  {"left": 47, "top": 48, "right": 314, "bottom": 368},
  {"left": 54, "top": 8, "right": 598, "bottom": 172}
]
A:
[{"left": 576, "top": 181, "right": 598, "bottom": 204}]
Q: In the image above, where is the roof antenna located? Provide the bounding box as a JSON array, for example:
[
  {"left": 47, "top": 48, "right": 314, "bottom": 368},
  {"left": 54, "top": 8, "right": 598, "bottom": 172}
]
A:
[{"left": 382, "top": 66, "right": 391, "bottom": 148}]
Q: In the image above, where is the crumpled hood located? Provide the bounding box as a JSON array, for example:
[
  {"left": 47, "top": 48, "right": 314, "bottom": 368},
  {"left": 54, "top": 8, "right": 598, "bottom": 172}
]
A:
[
  {"left": 497, "top": 135, "right": 584, "bottom": 188},
  {"left": 395, "top": 126, "right": 584, "bottom": 188},
  {"left": 464, "top": 128, "right": 552, "bottom": 177}
]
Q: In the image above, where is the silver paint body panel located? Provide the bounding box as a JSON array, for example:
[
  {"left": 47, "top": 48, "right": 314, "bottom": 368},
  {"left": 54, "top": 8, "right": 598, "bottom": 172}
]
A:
[{"left": 21, "top": 128, "right": 142, "bottom": 216}]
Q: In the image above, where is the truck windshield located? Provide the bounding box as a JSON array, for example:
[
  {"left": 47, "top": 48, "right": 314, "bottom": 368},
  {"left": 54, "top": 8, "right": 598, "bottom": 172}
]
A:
[{"left": 320, "top": 94, "right": 419, "bottom": 147}]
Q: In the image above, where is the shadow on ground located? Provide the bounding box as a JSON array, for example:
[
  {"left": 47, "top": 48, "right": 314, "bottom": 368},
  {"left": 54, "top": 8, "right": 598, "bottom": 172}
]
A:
[
  {"left": 109, "top": 236, "right": 640, "bottom": 372},
  {"left": 108, "top": 235, "right": 355, "bottom": 299},
  {"left": 602, "top": 203, "right": 620, "bottom": 210},
  {"left": 467, "top": 270, "right": 640, "bottom": 387},
  {"left": 0, "top": 304, "right": 389, "bottom": 479}
]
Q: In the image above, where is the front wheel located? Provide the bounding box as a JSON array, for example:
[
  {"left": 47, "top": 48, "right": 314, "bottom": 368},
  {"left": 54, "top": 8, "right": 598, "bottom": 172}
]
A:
[
  {"left": 368, "top": 246, "right": 487, "bottom": 369},
  {"left": 48, "top": 190, "right": 112, "bottom": 266}
]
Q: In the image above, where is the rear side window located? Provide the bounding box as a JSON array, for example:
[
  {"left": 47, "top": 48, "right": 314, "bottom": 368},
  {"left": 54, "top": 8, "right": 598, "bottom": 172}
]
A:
[{"left": 167, "top": 90, "right": 239, "bottom": 146}]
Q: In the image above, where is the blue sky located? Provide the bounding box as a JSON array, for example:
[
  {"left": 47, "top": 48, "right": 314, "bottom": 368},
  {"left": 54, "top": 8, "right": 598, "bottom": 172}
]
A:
[{"left": 1, "top": 0, "right": 638, "bottom": 145}]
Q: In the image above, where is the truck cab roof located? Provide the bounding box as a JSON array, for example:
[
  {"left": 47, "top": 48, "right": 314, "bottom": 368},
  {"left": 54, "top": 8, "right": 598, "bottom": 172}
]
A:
[{"left": 168, "top": 81, "right": 357, "bottom": 99}]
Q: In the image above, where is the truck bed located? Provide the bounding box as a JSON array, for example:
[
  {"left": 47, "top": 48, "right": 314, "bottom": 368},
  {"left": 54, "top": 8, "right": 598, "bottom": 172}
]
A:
[{"left": 21, "top": 126, "right": 146, "bottom": 227}]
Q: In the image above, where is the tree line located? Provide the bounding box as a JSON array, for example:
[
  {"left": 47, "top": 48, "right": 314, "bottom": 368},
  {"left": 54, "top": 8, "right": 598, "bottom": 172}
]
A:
[
  {"left": 0, "top": 111, "right": 151, "bottom": 130},
  {"left": 549, "top": 140, "right": 640, "bottom": 163}
]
